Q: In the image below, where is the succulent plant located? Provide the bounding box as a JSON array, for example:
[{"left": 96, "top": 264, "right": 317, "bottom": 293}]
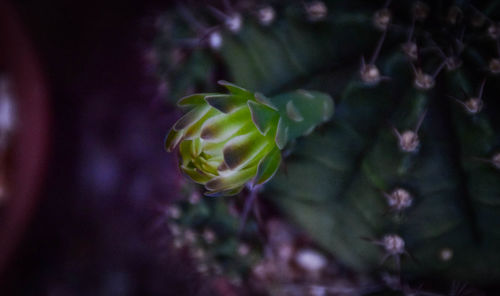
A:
[{"left": 156, "top": 0, "right": 500, "bottom": 291}]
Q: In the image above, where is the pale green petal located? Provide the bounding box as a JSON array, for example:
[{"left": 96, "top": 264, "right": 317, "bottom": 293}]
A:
[
  {"left": 218, "top": 80, "right": 253, "bottom": 98},
  {"left": 173, "top": 106, "right": 210, "bottom": 131},
  {"left": 223, "top": 131, "right": 272, "bottom": 170},
  {"left": 275, "top": 117, "right": 289, "bottom": 149},
  {"left": 253, "top": 146, "right": 281, "bottom": 186},
  {"left": 179, "top": 141, "right": 191, "bottom": 166},
  {"left": 200, "top": 107, "right": 250, "bottom": 142},
  {"left": 205, "top": 166, "right": 256, "bottom": 192},
  {"left": 248, "top": 100, "right": 279, "bottom": 136},
  {"left": 165, "top": 129, "right": 184, "bottom": 152},
  {"left": 205, "top": 94, "right": 246, "bottom": 113},
  {"left": 322, "top": 94, "right": 334, "bottom": 121},
  {"left": 201, "top": 140, "right": 226, "bottom": 157},
  {"left": 179, "top": 139, "right": 202, "bottom": 159},
  {"left": 181, "top": 166, "right": 215, "bottom": 184},
  {"left": 192, "top": 154, "right": 219, "bottom": 175},
  {"left": 191, "top": 138, "right": 202, "bottom": 158},
  {"left": 204, "top": 155, "right": 224, "bottom": 172},
  {"left": 177, "top": 93, "right": 215, "bottom": 107},
  {"left": 183, "top": 109, "right": 218, "bottom": 140},
  {"left": 286, "top": 100, "right": 304, "bottom": 122},
  {"left": 254, "top": 92, "right": 278, "bottom": 110}
]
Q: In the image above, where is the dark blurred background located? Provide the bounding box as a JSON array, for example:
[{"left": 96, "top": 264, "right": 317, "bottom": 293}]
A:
[{"left": 0, "top": 0, "right": 212, "bottom": 295}]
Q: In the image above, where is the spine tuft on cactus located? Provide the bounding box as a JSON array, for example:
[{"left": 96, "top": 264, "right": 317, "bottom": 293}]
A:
[
  {"left": 381, "top": 234, "right": 405, "bottom": 256},
  {"left": 384, "top": 188, "right": 413, "bottom": 212}
]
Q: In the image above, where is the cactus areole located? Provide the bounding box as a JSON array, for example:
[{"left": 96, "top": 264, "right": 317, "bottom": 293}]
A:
[{"left": 165, "top": 81, "right": 333, "bottom": 196}]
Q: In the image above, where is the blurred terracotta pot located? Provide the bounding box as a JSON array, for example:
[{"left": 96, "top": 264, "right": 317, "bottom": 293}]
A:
[{"left": 0, "top": 0, "right": 50, "bottom": 274}]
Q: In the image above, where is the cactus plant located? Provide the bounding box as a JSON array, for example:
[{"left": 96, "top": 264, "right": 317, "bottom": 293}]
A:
[{"left": 156, "top": 0, "right": 500, "bottom": 291}]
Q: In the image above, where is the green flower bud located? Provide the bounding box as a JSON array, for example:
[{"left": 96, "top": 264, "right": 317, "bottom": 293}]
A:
[{"left": 165, "top": 81, "right": 333, "bottom": 196}]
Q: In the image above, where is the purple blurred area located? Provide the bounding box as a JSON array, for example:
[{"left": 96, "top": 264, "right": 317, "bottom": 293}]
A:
[{"left": 0, "top": 0, "right": 212, "bottom": 294}]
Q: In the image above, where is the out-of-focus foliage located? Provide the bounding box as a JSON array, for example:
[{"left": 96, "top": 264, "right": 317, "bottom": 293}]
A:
[{"left": 164, "top": 185, "right": 262, "bottom": 283}]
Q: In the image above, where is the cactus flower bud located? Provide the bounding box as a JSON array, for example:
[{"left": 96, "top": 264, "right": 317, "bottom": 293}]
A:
[{"left": 165, "top": 81, "right": 333, "bottom": 196}]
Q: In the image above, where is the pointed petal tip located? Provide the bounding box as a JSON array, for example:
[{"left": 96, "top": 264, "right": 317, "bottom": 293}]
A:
[
  {"left": 254, "top": 147, "right": 281, "bottom": 185},
  {"left": 286, "top": 101, "right": 304, "bottom": 122},
  {"left": 173, "top": 106, "right": 210, "bottom": 131},
  {"left": 296, "top": 89, "right": 314, "bottom": 99},
  {"left": 275, "top": 118, "right": 288, "bottom": 150},
  {"left": 177, "top": 93, "right": 204, "bottom": 107},
  {"left": 217, "top": 80, "right": 251, "bottom": 96},
  {"left": 181, "top": 165, "right": 214, "bottom": 184},
  {"left": 165, "top": 129, "right": 183, "bottom": 152},
  {"left": 254, "top": 92, "right": 278, "bottom": 110},
  {"left": 322, "top": 96, "right": 335, "bottom": 121},
  {"left": 248, "top": 100, "right": 279, "bottom": 136},
  {"left": 205, "top": 94, "right": 245, "bottom": 113}
]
